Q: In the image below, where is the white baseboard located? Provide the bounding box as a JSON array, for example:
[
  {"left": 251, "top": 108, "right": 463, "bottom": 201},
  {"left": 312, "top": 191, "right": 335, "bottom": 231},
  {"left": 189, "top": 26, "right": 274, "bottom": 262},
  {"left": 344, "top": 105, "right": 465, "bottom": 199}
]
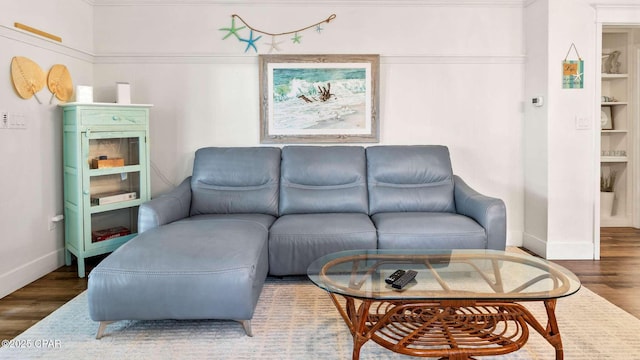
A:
[
  {"left": 523, "top": 233, "right": 547, "bottom": 258},
  {"left": 546, "top": 241, "right": 595, "bottom": 260},
  {"left": 523, "top": 233, "right": 595, "bottom": 260},
  {"left": 0, "top": 249, "right": 65, "bottom": 299}
]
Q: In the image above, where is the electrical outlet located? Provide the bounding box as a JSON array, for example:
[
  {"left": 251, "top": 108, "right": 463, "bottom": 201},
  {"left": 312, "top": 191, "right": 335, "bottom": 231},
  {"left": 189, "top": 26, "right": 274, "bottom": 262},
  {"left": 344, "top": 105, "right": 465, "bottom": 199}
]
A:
[{"left": 48, "top": 214, "right": 64, "bottom": 231}]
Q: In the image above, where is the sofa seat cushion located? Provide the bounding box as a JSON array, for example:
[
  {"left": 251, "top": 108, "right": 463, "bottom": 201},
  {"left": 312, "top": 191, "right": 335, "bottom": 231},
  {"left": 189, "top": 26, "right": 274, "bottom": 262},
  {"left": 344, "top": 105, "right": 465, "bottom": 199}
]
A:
[
  {"left": 268, "top": 213, "right": 377, "bottom": 276},
  {"left": 88, "top": 218, "right": 269, "bottom": 322},
  {"left": 372, "top": 212, "right": 487, "bottom": 249}
]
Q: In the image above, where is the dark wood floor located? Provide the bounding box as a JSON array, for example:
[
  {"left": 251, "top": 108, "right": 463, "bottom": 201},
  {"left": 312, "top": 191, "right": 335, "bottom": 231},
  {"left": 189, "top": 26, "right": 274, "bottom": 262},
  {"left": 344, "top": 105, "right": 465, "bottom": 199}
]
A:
[
  {"left": 0, "top": 256, "right": 101, "bottom": 341},
  {"left": 553, "top": 227, "right": 640, "bottom": 319},
  {"left": 1, "top": 228, "right": 639, "bottom": 341}
]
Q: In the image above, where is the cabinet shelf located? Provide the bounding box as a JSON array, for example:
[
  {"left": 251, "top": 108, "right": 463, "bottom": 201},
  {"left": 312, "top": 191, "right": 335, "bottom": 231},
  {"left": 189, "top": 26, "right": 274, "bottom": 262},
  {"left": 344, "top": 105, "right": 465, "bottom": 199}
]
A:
[
  {"left": 601, "top": 73, "right": 628, "bottom": 79},
  {"left": 601, "top": 156, "right": 628, "bottom": 163},
  {"left": 90, "top": 199, "right": 144, "bottom": 213},
  {"left": 89, "top": 164, "right": 142, "bottom": 176}
]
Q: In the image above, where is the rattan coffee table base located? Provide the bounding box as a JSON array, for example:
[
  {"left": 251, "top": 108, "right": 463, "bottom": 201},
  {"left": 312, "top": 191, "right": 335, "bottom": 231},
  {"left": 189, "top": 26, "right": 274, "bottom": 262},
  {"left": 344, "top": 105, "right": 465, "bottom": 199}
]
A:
[{"left": 329, "top": 294, "right": 563, "bottom": 360}]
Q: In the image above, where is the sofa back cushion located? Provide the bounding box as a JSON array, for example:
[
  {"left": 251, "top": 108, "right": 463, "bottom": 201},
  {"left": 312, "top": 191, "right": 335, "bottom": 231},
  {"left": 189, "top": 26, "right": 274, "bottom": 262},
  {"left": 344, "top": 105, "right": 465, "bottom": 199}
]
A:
[
  {"left": 279, "top": 146, "right": 369, "bottom": 215},
  {"left": 190, "top": 147, "right": 281, "bottom": 216},
  {"left": 366, "top": 145, "right": 455, "bottom": 214}
]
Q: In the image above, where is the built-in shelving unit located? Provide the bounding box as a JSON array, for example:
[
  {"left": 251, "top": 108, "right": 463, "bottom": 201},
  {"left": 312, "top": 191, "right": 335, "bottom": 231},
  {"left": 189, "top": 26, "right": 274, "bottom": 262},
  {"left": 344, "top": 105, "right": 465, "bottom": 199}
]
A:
[{"left": 600, "top": 28, "right": 635, "bottom": 226}]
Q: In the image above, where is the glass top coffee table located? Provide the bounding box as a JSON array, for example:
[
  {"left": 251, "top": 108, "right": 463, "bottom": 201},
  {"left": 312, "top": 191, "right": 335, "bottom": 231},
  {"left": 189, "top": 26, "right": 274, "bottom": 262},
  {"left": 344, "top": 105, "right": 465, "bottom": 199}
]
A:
[{"left": 307, "top": 249, "right": 581, "bottom": 360}]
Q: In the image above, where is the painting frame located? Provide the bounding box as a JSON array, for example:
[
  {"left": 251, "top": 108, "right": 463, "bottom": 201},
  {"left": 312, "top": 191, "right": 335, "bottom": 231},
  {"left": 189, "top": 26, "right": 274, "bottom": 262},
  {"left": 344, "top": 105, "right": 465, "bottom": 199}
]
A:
[
  {"left": 601, "top": 106, "right": 613, "bottom": 130},
  {"left": 259, "top": 54, "right": 380, "bottom": 143}
]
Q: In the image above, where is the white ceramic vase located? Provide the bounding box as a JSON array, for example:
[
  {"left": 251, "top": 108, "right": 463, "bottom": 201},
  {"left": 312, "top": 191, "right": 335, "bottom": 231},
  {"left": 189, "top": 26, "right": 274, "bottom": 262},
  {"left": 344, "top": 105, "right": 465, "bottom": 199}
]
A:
[{"left": 600, "top": 191, "right": 615, "bottom": 217}]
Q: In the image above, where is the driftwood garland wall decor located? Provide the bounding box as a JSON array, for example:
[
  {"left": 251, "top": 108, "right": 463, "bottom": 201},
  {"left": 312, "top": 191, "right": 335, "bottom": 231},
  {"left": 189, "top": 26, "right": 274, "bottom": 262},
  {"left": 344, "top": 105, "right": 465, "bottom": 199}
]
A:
[{"left": 220, "top": 13, "right": 336, "bottom": 53}]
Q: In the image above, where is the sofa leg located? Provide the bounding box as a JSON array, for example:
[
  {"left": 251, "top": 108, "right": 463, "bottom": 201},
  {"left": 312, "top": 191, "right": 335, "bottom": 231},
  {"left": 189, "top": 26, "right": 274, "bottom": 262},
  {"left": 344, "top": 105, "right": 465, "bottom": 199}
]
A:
[
  {"left": 95, "top": 321, "right": 113, "bottom": 339},
  {"left": 240, "top": 320, "right": 253, "bottom": 337}
]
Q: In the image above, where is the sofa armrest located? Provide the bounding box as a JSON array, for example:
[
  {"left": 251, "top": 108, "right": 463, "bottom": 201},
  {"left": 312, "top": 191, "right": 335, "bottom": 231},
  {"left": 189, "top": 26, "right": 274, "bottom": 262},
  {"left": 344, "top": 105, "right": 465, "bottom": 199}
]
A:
[
  {"left": 138, "top": 177, "right": 192, "bottom": 233},
  {"left": 453, "top": 175, "right": 506, "bottom": 250}
]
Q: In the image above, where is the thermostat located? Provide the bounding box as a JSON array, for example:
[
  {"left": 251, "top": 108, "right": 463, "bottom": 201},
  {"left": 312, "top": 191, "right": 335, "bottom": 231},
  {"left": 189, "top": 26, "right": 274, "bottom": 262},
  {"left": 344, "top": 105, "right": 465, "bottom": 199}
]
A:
[{"left": 532, "top": 97, "right": 544, "bottom": 107}]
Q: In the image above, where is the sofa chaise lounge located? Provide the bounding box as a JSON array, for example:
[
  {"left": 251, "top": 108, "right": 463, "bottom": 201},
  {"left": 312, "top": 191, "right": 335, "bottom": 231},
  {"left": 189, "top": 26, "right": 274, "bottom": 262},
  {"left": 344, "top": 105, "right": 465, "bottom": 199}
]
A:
[{"left": 88, "top": 145, "right": 506, "bottom": 338}]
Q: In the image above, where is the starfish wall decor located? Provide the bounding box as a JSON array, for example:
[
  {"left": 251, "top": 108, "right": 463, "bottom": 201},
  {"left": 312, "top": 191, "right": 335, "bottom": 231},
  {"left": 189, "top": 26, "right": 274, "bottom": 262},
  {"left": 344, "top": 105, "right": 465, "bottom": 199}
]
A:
[{"left": 219, "top": 13, "right": 336, "bottom": 53}]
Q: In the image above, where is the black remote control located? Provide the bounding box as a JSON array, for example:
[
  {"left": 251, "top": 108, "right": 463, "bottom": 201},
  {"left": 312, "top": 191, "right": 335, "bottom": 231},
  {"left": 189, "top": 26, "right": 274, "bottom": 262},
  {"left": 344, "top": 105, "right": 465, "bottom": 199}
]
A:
[
  {"left": 391, "top": 270, "right": 417, "bottom": 289},
  {"left": 385, "top": 270, "right": 405, "bottom": 284}
]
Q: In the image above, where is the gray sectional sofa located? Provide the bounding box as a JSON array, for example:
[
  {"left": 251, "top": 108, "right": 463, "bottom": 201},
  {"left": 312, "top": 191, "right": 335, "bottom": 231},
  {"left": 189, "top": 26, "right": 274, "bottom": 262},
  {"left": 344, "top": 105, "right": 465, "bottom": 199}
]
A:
[{"left": 88, "top": 145, "right": 506, "bottom": 338}]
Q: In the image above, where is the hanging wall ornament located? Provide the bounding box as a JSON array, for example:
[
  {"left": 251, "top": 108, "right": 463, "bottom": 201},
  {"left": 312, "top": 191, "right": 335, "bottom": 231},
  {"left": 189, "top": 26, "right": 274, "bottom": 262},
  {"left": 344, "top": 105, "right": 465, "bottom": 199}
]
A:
[
  {"left": 10, "top": 56, "right": 46, "bottom": 103},
  {"left": 220, "top": 13, "right": 336, "bottom": 53},
  {"left": 47, "top": 64, "right": 74, "bottom": 103},
  {"left": 562, "top": 43, "right": 584, "bottom": 89}
]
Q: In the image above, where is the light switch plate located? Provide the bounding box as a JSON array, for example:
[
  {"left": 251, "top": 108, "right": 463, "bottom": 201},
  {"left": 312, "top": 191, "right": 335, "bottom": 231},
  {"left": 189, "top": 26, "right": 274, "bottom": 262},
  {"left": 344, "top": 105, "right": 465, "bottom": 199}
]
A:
[{"left": 576, "top": 116, "right": 591, "bottom": 130}]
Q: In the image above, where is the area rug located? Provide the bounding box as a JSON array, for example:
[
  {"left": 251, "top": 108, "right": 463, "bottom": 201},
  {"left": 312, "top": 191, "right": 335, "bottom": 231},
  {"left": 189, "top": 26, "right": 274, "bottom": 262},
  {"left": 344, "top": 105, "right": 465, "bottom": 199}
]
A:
[{"left": 1, "top": 276, "right": 640, "bottom": 360}]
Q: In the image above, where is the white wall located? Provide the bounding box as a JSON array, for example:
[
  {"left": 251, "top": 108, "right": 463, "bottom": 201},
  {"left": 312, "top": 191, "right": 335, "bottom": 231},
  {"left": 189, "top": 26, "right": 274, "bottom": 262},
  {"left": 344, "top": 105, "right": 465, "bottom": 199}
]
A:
[
  {"left": 546, "top": 0, "right": 597, "bottom": 259},
  {"left": 523, "top": 0, "right": 597, "bottom": 259},
  {"left": 523, "top": 0, "right": 550, "bottom": 257},
  {"left": 91, "top": 1, "right": 526, "bottom": 249},
  {"left": 0, "top": 0, "right": 94, "bottom": 297}
]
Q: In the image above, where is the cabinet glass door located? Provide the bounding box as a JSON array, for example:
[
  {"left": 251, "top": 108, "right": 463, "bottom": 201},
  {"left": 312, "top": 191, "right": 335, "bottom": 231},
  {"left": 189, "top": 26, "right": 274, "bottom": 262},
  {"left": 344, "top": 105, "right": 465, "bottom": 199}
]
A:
[{"left": 82, "top": 131, "right": 147, "bottom": 248}]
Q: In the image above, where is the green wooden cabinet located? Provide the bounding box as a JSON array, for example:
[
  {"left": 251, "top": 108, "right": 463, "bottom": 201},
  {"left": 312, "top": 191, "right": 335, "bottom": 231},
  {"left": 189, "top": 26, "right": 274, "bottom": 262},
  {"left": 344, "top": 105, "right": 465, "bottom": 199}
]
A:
[{"left": 61, "top": 103, "right": 152, "bottom": 277}]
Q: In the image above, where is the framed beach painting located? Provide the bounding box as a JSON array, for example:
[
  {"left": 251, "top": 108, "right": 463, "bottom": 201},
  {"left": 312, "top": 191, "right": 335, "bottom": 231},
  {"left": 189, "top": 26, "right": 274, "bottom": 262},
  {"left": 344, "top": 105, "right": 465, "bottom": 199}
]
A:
[{"left": 259, "top": 54, "right": 379, "bottom": 143}]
